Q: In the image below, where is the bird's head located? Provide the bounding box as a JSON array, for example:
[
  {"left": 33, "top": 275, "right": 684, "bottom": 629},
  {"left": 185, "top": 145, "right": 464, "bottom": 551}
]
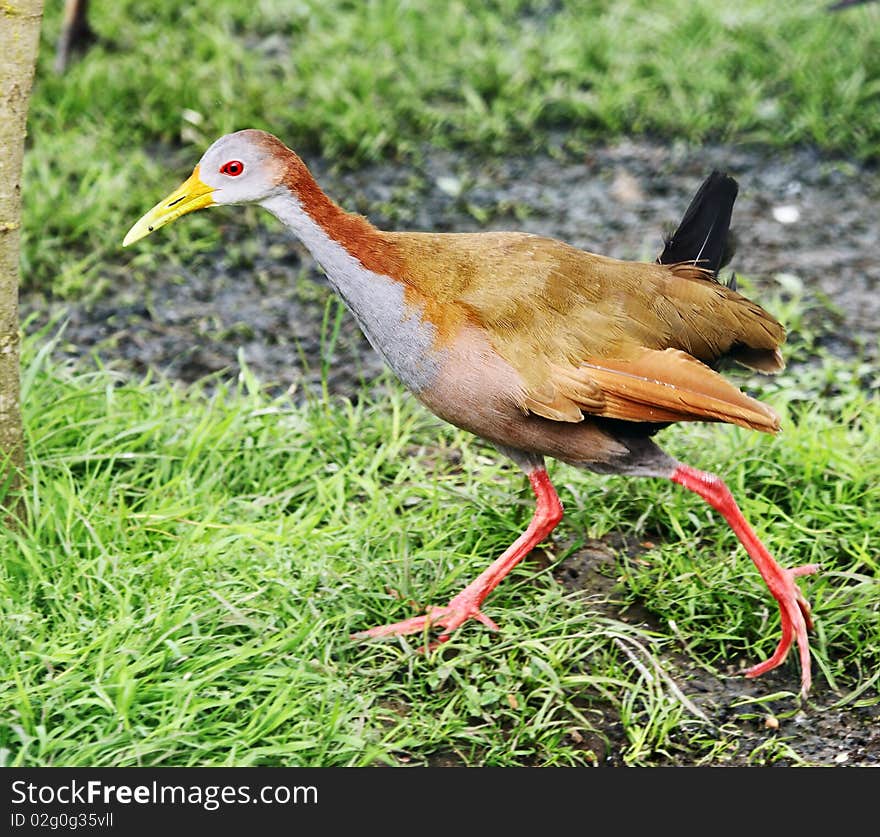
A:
[{"left": 123, "top": 129, "right": 291, "bottom": 246}]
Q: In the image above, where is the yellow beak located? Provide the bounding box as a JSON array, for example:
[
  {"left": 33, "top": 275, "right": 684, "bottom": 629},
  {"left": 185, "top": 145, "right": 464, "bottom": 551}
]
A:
[{"left": 123, "top": 165, "right": 216, "bottom": 247}]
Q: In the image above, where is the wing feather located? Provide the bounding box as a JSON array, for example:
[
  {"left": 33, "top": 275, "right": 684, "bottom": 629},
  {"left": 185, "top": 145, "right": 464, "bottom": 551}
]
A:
[{"left": 529, "top": 348, "right": 780, "bottom": 432}]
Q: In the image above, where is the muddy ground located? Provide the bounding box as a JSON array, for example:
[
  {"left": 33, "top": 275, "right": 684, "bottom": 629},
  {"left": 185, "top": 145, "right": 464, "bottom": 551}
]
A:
[{"left": 22, "top": 139, "right": 879, "bottom": 766}]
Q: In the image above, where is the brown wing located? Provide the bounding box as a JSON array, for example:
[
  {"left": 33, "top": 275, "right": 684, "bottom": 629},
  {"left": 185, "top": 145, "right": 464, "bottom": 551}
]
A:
[
  {"left": 553, "top": 348, "right": 780, "bottom": 431},
  {"left": 390, "top": 231, "right": 785, "bottom": 433}
]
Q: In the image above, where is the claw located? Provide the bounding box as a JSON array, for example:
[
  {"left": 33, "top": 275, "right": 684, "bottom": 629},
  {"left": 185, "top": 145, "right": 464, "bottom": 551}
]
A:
[
  {"left": 744, "top": 563, "right": 819, "bottom": 699},
  {"left": 352, "top": 596, "right": 499, "bottom": 648}
]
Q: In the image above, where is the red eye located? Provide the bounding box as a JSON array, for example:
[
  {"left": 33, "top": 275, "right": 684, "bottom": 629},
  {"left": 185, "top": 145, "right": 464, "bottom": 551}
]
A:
[{"left": 220, "top": 160, "right": 244, "bottom": 176}]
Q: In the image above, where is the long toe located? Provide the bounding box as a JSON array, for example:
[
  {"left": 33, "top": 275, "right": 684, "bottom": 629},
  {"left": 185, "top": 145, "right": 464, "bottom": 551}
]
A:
[
  {"left": 744, "top": 563, "right": 818, "bottom": 698},
  {"left": 351, "top": 610, "right": 442, "bottom": 640},
  {"left": 354, "top": 598, "right": 499, "bottom": 645}
]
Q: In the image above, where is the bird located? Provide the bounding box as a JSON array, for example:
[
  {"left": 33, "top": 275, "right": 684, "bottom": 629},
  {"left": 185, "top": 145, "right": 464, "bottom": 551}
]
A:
[{"left": 124, "top": 129, "right": 819, "bottom": 699}]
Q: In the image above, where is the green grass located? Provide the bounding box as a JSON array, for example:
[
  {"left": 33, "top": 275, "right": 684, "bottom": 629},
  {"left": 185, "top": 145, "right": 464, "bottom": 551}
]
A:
[
  {"left": 2, "top": 320, "right": 878, "bottom": 767},
  {"left": 24, "top": 0, "right": 880, "bottom": 294}
]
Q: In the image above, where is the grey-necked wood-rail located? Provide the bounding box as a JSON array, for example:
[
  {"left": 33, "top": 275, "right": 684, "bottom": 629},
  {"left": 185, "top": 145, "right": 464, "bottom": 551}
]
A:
[{"left": 124, "top": 130, "right": 819, "bottom": 698}]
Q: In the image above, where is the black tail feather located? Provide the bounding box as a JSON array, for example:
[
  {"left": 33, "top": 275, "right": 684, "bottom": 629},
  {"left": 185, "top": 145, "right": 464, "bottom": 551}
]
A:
[{"left": 658, "top": 170, "right": 738, "bottom": 277}]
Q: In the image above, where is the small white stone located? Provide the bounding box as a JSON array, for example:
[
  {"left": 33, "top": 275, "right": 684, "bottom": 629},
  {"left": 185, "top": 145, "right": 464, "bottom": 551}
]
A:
[
  {"left": 182, "top": 108, "right": 204, "bottom": 125},
  {"left": 834, "top": 752, "right": 849, "bottom": 764},
  {"left": 436, "top": 176, "right": 463, "bottom": 197},
  {"left": 772, "top": 205, "right": 800, "bottom": 224}
]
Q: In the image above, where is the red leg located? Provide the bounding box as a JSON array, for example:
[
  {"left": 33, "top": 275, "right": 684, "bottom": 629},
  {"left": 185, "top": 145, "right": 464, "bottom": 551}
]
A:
[
  {"left": 353, "top": 468, "right": 564, "bottom": 645},
  {"left": 671, "top": 464, "right": 819, "bottom": 698}
]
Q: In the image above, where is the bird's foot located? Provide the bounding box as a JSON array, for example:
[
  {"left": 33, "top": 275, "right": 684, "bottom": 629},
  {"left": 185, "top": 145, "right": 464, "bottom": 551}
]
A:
[
  {"left": 671, "top": 464, "right": 820, "bottom": 699},
  {"left": 743, "top": 560, "right": 819, "bottom": 698},
  {"left": 354, "top": 467, "right": 563, "bottom": 651},
  {"left": 352, "top": 589, "right": 499, "bottom": 648}
]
